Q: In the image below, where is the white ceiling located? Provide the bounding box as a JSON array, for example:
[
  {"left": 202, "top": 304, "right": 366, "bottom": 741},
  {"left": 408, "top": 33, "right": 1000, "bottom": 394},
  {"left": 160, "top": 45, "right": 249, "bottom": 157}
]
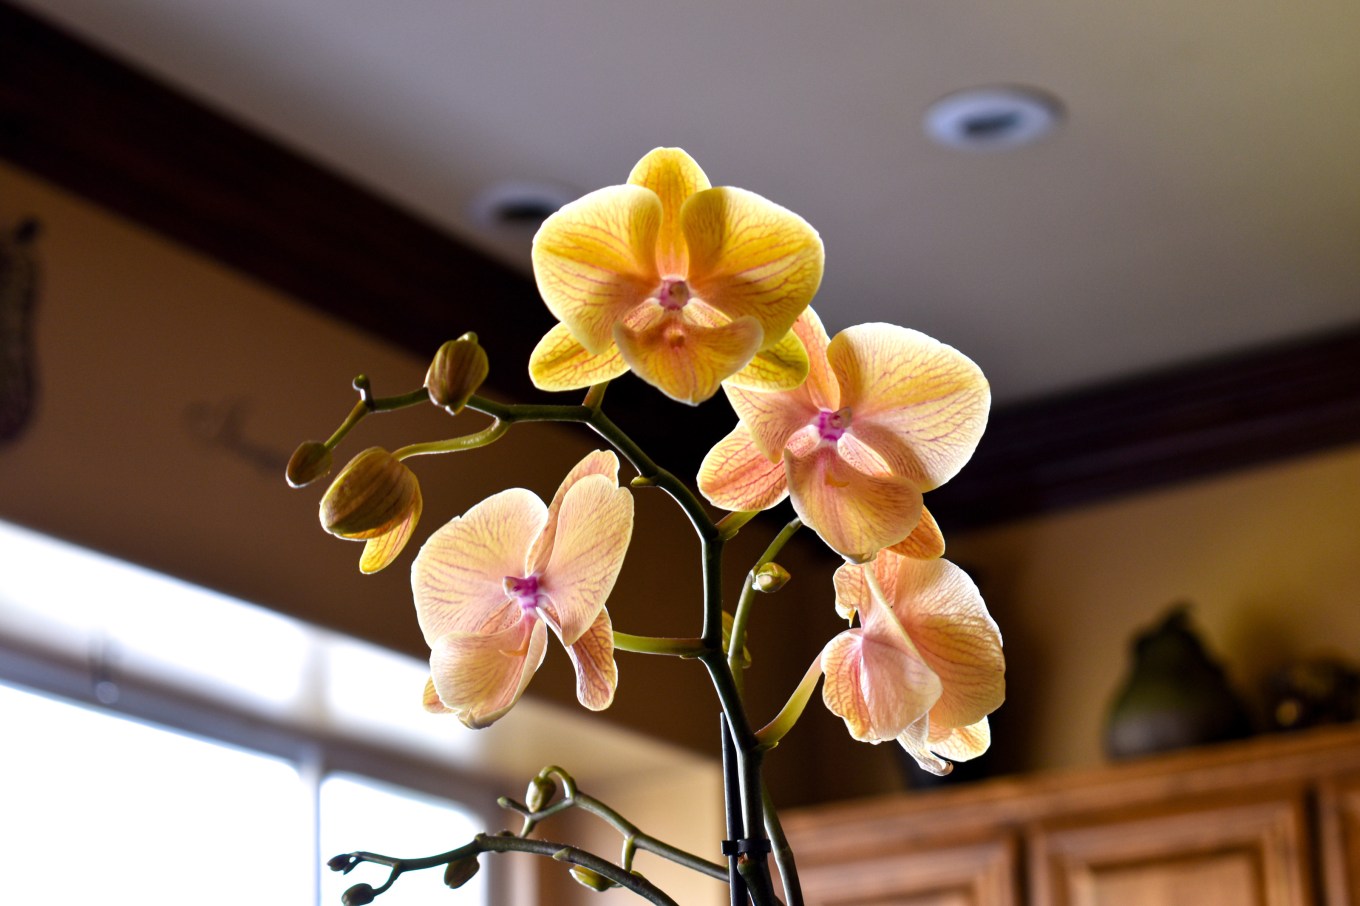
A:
[{"left": 18, "top": 0, "right": 1360, "bottom": 403}]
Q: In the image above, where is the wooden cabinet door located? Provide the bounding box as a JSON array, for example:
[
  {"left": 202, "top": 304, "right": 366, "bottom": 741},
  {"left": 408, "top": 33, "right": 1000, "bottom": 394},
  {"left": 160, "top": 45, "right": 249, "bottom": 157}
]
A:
[
  {"left": 1029, "top": 790, "right": 1313, "bottom": 906},
  {"left": 1319, "top": 772, "right": 1360, "bottom": 904},
  {"left": 796, "top": 836, "right": 1018, "bottom": 906}
]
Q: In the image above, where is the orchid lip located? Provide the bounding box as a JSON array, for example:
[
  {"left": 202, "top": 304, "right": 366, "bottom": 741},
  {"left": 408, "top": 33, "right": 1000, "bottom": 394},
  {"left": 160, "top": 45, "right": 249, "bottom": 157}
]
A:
[
  {"left": 504, "top": 575, "right": 542, "bottom": 616},
  {"left": 815, "top": 407, "right": 852, "bottom": 442},
  {"left": 655, "top": 277, "right": 690, "bottom": 311}
]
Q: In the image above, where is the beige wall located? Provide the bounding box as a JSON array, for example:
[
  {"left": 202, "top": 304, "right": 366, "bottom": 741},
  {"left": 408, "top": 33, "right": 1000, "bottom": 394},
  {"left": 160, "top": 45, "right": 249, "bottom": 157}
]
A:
[{"left": 947, "top": 443, "right": 1360, "bottom": 775}]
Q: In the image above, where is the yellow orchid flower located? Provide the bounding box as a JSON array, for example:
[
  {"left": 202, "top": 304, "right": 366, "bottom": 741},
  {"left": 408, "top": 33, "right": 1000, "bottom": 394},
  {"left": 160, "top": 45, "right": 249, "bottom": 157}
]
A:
[
  {"left": 699, "top": 308, "right": 988, "bottom": 562},
  {"left": 822, "top": 549, "right": 1004, "bottom": 775},
  {"left": 411, "top": 451, "right": 633, "bottom": 728},
  {"left": 529, "top": 147, "right": 824, "bottom": 404}
]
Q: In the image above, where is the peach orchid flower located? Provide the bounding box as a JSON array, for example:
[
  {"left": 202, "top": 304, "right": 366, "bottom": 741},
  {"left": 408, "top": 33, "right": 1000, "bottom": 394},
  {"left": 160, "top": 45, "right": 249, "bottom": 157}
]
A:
[
  {"left": 699, "top": 308, "right": 988, "bottom": 562},
  {"left": 529, "top": 147, "right": 824, "bottom": 404},
  {"left": 822, "top": 549, "right": 1004, "bottom": 775},
  {"left": 412, "top": 451, "right": 633, "bottom": 728}
]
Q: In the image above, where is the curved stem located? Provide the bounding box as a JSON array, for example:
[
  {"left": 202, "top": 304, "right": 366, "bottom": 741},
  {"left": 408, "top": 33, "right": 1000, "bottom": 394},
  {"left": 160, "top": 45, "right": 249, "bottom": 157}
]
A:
[
  {"left": 729, "top": 518, "right": 803, "bottom": 692},
  {"left": 613, "top": 632, "right": 708, "bottom": 658},
  {"left": 755, "top": 657, "right": 824, "bottom": 749},
  {"left": 332, "top": 833, "right": 680, "bottom": 906},
  {"left": 392, "top": 420, "right": 509, "bottom": 459}
]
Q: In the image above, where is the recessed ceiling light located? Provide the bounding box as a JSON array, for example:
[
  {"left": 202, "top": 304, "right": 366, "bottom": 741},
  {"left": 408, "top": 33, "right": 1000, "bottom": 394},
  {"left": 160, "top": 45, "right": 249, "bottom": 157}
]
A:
[
  {"left": 924, "top": 86, "right": 1064, "bottom": 152},
  {"left": 469, "top": 180, "right": 576, "bottom": 229}
]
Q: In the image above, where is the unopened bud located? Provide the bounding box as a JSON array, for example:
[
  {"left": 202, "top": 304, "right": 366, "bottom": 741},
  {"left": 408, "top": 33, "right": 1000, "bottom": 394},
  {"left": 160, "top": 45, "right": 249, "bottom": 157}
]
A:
[
  {"left": 342, "top": 882, "right": 376, "bottom": 906},
  {"left": 525, "top": 775, "right": 557, "bottom": 812},
  {"left": 443, "top": 856, "right": 480, "bottom": 889},
  {"left": 287, "top": 441, "right": 333, "bottom": 488},
  {"left": 327, "top": 854, "right": 356, "bottom": 873},
  {"left": 320, "top": 448, "right": 419, "bottom": 538},
  {"left": 426, "top": 333, "right": 489, "bottom": 414},
  {"left": 753, "top": 562, "right": 791, "bottom": 593},
  {"left": 569, "top": 865, "right": 617, "bottom": 892}
]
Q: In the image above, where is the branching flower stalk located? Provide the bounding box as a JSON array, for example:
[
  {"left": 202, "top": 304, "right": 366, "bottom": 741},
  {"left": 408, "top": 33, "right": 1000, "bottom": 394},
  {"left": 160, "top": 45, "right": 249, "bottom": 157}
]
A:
[{"left": 290, "top": 146, "right": 1005, "bottom": 905}]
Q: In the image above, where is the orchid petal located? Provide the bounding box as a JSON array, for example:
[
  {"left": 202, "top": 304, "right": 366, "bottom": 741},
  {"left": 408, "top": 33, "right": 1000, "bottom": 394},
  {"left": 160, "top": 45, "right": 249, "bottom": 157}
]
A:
[
  {"left": 829, "top": 324, "right": 989, "bottom": 489},
  {"left": 832, "top": 553, "right": 900, "bottom": 623},
  {"left": 528, "top": 450, "right": 621, "bottom": 575},
  {"left": 613, "top": 307, "right": 762, "bottom": 404},
  {"left": 896, "top": 715, "right": 953, "bottom": 776},
  {"left": 887, "top": 505, "right": 945, "bottom": 560},
  {"left": 725, "top": 385, "right": 822, "bottom": 463},
  {"left": 698, "top": 424, "right": 789, "bottom": 512},
  {"left": 358, "top": 481, "right": 422, "bottom": 574},
  {"left": 892, "top": 556, "right": 1005, "bottom": 730},
  {"left": 785, "top": 446, "right": 923, "bottom": 562},
  {"left": 531, "top": 184, "right": 662, "bottom": 353},
  {"left": 528, "top": 322, "right": 630, "bottom": 392},
  {"left": 429, "top": 619, "right": 548, "bottom": 729},
  {"left": 821, "top": 626, "right": 941, "bottom": 743},
  {"left": 540, "top": 474, "right": 633, "bottom": 644},
  {"left": 563, "top": 608, "right": 618, "bottom": 711},
  {"left": 723, "top": 327, "right": 810, "bottom": 392},
  {"left": 929, "top": 717, "right": 991, "bottom": 763},
  {"left": 626, "top": 147, "right": 710, "bottom": 276},
  {"left": 790, "top": 308, "right": 839, "bottom": 409},
  {"left": 422, "top": 676, "right": 451, "bottom": 714},
  {"left": 412, "top": 488, "right": 548, "bottom": 646},
  {"left": 682, "top": 186, "right": 823, "bottom": 343}
]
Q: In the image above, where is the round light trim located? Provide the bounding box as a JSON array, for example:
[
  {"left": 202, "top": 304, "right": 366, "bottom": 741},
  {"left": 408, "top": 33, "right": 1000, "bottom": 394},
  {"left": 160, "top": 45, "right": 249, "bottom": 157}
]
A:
[
  {"left": 924, "top": 86, "right": 1064, "bottom": 151},
  {"left": 469, "top": 180, "right": 576, "bottom": 229}
]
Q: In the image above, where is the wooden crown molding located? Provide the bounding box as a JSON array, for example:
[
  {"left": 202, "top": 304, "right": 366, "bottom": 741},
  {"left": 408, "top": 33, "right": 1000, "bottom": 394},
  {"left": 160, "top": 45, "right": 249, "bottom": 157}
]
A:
[{"left": 4, "top": 1, "right": 1357, "bottom": 531}]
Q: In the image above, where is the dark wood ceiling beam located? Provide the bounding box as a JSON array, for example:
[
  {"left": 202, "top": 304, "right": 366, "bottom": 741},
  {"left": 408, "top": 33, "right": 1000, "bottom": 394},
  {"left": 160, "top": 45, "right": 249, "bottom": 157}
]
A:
[{"left": 3, "top": 1, "right": 1357, "bottom": 531}]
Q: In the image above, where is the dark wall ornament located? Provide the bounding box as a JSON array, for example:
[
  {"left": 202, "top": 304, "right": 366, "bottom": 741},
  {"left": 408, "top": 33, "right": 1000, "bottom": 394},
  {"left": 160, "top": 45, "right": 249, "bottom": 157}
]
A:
[
  {"left": 0, "top": 218, "right": 40, "bottom": 444},
  {"left": 1104, "top": 603, "right": 1253, "bottom": 759}
]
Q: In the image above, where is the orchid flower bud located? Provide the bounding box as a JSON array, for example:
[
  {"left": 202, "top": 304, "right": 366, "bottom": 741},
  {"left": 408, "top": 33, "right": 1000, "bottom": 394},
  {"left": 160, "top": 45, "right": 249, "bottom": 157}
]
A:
[
  {"left": 525, "top": 775, "right": 557, "bottom": 812},
  {"left": 753, "top": 562, "right": 791, "bottom": 593},
  {"left": 426, "top": 333, "right": 489, "bottom": 414},
  {"left": 320, "top": 448, "right": 418, "bottom": 538},
  {"left": 320, "top": 447, "right": 423, "bottom": 574},
  {"left": 286, "top": 440, "right": 333, "bottom": 488},
  {"left": 569, "top": 866, "right": 617, "bottom": 892},
  {"left": 443, "top": 857, "right": 480, "bottom": 889}
]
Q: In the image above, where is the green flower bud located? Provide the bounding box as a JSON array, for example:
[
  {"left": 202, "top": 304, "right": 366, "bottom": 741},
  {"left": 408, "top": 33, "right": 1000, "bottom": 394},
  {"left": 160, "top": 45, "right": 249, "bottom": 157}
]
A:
[
  {"left": 286, "top": 441, "right": 333, "bottom": 488},
  {"left": 525, "top": 775, "right": 557, "bottom": 812},
  {"left": 320, "top": 447, "right": 419, "bottom": 539},
  {"left": 753, "top": 562, "right": 791, "bottom": 593},
  {"left": 426, "top": 333, "right": 489, "bottom": 414},
  {"left": 444, "top": 856, "right": 480, "bottom": 889},
  {"left": 341, "top": 883, "right": 376, "bottom": 906},
  {"left": 569, "top": 865, "right": 617, "bottom": 892}
]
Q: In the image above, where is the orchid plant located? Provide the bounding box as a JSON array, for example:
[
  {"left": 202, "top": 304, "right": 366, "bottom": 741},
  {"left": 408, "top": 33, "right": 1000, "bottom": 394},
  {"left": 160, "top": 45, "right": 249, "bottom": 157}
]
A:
[{"left": 288, "top": 148, "right": 1005, "bottom": 906}]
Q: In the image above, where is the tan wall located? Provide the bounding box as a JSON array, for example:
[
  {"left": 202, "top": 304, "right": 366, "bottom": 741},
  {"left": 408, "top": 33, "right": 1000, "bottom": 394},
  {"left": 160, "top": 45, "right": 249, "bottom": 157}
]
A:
[{"left": 947, "top": 443, "right": 1360, "bottom": 775}]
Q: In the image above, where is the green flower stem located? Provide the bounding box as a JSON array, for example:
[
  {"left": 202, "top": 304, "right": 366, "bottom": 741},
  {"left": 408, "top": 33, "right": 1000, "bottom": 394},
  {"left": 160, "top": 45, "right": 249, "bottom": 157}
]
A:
[
  {"left": 729, "top": 518, "right": 803, "bottom": 692},
  {"left": 332, "top": 833, "right": 680, "bottom": 906},
  {"left": 762, "top": 782, "right": 803, "bottom": 906},
  {"left": 754, "top": 657, "right": 824, "bottom": 749},
  {"left": 323, "top": 382, "right": 431, "bottom": 450},
  {"left": 613, "top": 632, "right": 709, "bottom": 657},
  {"left": 498, "top": 779, "right": 727, "bottom": 881},
  {"left": 391, "top": 420, "right": 510, "bottom": 460},
  {"left": 715, "top": 509, "right": 759, "bottom": 540}
]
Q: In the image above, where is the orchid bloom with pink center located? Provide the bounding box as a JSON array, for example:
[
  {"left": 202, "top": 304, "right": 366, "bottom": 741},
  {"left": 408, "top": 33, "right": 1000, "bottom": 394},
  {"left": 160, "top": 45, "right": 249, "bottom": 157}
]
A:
[
  {"left": 412, "top": 451, "right": 633, "bottom": 729},
  {"left": 699, "top": 308, "right": 989, "bottom": 562},
  {"left": 529, "top": 147, "right": 825, "bottom": 405},
  {"left": 822, "top": 549, "right": 1004, "bottom": 775}
]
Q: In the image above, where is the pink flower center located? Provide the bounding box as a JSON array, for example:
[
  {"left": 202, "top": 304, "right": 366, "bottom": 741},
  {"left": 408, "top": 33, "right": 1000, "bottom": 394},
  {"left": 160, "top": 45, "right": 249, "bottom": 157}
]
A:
[
  {"left": 816, "top": 407, "right": 853, "bottom": 442},
  {"left": 504, "top": 575, "right": 542, "bottom": 617},
  {"left": 656, "top": 277, "right": 690, "bottom": 311}
]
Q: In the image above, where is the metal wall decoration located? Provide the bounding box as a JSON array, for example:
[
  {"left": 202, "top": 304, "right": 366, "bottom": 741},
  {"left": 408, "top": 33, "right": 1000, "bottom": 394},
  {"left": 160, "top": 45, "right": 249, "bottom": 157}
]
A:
[{"left": 0, "top": 218, "right": 40, "bottom": 443}]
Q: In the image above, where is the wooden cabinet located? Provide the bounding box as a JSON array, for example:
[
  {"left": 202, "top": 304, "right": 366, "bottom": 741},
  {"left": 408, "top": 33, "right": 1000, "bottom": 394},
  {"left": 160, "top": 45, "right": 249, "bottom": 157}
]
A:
[{"left": 785, "top": 725, "right": 1360, "bottom": 906}]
